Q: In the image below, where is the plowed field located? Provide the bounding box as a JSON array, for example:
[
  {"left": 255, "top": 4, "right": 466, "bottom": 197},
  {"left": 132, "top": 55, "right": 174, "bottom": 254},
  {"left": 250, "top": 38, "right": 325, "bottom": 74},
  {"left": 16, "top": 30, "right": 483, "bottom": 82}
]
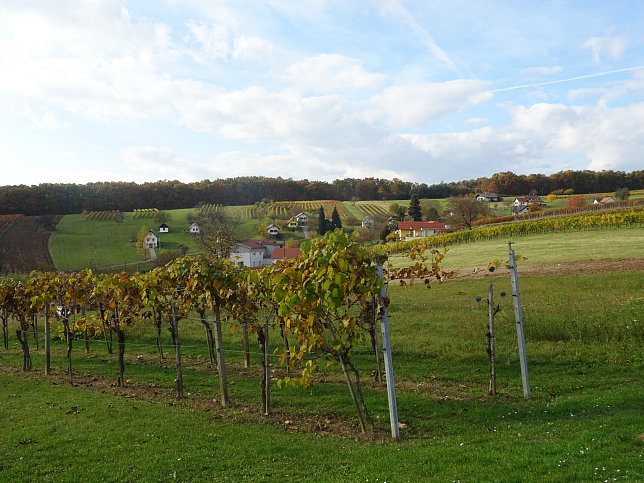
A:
[{"left": 0, "top": 215, "right": 60, "bottom": 273}]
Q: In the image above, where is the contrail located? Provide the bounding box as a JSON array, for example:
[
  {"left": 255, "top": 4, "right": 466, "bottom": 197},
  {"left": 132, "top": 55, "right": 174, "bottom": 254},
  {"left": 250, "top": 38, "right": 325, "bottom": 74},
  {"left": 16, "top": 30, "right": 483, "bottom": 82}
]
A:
[{"left": 491, "top": 65, "right": 644, "bottom": 92}]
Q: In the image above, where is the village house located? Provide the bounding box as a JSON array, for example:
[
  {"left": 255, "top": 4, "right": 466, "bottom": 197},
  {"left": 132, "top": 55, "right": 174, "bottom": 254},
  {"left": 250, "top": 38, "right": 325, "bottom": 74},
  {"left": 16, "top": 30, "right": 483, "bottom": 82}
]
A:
[
  {"left": 286, "top": 212, "right": 309, "bottom": 230},
  {"left": 593, "top": 197, "right": 615, "bottom": 204},
  {"left": 396, "top": 221, "right": 447, "bottom": 240},
  {"left": 514, "top": 195, "right": 543, "bottom": 207},
  {"left": 361, "top": 215, "right": 375, "bottom": 230},
  {"left": 159, "top": 223, "right": 169, "bottom": 233},
  {"left": 229, "top": 240, "right": 303, "bottom": 267},
  {"left": 229, "top": 240, "right": 282, "bottom": 267},
  {"left": 476, "top": 193, "right": 503, "bottom": 202},
  {"left": 266, "top": 223, "right": 280, "bottom": 236},
  {"left": 143, "top": 230, "right": 159, "bottom": 248},
  {"left": 187, "top": 222, "right": 200, "bottom": 236}
]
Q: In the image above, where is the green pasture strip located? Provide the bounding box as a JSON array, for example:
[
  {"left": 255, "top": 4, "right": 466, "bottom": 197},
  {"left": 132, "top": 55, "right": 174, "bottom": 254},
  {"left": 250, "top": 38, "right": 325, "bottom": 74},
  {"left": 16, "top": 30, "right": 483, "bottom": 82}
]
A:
[
  {"left": 386, "top": 226, "right": 644, "bottom": 270},
  {"left": 340, "top": 201, "right": 365, "bottom": 220},
  {"left": 380, "top": 210, "right": 644, "bottom": 257},
  {"left": 1, "top": 272, "right": 642, "bottom": 480}
]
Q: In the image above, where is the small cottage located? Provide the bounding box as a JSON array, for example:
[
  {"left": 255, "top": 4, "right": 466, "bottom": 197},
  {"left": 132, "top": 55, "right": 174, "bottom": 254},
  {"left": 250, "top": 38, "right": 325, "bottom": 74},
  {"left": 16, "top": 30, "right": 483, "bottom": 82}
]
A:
[
  {"left": 267, "top": 223, "right": 280, "bottom": 236},
  {"left": 188, "top": 223, "right": 200, "bottom": 236},
  {"left": 361, "top": 216, "right": 375, "bottom": 230},
  {"left": 159, "top": 223, "right": 169, "bottom": 233}
]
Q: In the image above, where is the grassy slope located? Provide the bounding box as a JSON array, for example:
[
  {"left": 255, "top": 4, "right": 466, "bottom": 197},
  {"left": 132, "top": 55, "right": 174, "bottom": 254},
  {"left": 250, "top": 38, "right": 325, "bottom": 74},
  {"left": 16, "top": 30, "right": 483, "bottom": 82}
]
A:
[
  {"left": 50, "top": 209, "right": 199, "bottom": 271},
  {"left": 387, "top": 226, "right": 644, "bottom": 270}
]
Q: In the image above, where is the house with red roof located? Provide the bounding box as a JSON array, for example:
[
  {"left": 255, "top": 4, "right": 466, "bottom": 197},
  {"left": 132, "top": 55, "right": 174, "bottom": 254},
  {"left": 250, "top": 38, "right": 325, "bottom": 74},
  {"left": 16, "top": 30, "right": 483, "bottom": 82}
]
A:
[{"left": 396, "top": 221, "right": 447, "bottom": 240}]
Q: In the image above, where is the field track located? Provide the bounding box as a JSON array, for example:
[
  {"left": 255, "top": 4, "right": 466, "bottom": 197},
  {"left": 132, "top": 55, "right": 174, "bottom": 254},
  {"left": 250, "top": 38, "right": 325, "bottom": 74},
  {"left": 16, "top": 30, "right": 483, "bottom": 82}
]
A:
[{"left": 450, "top": 257, "right": 644, "bottom": 280}]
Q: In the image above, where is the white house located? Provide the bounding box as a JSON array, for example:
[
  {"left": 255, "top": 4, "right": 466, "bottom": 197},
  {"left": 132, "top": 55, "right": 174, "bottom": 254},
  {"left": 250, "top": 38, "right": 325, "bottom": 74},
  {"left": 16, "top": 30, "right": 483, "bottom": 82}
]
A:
[
  {"left": 295, "top": 212, "right": 309, "bottom": 224},
  {"left": 159, "top": 223, "right": 169, "bottom": 233},
  {"left": 361, "top": 216, "right": 375, "bottom": 230},
  {"left": 188, "top": 223, "right": 200, "bottom": 236},
  {"left": 476, "top": 193, "right": 503, "bottom": 202},
  {"left": 229, "top": 240, "right": 282, "bottom": 267},
  {"left": 511, "top": 205, "right": 529, "bottom": 215},
  {"left": 266, "top": 223, "right": 280, "bottom": 236},
  {"left": 143, "top": 230, "right": 159, "bottom": 248}
]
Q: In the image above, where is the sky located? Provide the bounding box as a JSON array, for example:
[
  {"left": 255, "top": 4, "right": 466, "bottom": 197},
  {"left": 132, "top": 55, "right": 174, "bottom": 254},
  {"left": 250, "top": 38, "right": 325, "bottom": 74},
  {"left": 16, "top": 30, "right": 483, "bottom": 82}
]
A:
[{"left": 1, "top": 1, "right": 643, "bottom": 188}]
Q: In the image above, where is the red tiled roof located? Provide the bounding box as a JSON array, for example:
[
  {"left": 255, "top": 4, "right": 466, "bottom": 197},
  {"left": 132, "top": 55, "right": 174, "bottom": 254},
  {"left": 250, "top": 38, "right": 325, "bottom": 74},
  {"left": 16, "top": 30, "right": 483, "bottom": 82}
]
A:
[{"left": 270, "top": 248, "right": 302, "bottom": 260}]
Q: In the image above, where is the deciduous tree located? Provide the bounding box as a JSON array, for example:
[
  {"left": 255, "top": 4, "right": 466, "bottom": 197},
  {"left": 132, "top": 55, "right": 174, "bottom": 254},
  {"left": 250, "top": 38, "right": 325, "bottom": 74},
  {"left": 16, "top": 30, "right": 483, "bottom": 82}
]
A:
[{"left": 446, "top": 196, "right": 490, "bottom": 229}]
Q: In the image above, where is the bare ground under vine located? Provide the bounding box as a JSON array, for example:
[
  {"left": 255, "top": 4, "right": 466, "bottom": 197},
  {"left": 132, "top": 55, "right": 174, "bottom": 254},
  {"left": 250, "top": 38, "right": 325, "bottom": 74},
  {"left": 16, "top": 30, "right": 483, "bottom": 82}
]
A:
[{"left": 449, "top": 257, "right": 644, "bottom": 280}]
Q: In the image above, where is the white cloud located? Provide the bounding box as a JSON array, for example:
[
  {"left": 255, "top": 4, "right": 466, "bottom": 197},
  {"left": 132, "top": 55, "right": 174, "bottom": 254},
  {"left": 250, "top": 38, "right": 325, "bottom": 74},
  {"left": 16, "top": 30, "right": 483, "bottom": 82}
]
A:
[
  {"left": 284, "top": 54, "right": 386, "bottom": 93},
  {"left": 510, "top": 101, "right": 644, "bottom": 171},
  {"left": 232, "top": 35, "right": 275, "bottom": 61},
  {"left": 373, "top": 80, "right": 491, "bottom": 129},
  {"left": 581, "top": 35, "right": 626, "bottom": 64},
  {"left": 121, "top": 146, "right": 202, "bottom": 181},
  {"left": 185, "top": 20, "right": 229, "bottom": 63}
]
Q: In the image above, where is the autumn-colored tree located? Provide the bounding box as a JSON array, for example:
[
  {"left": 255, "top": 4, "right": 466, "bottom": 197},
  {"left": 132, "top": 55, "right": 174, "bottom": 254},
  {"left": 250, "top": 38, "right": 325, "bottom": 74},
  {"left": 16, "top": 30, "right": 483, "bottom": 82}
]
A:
[{"left": 567, "top": 194, "right": 587, "bottom": 210}]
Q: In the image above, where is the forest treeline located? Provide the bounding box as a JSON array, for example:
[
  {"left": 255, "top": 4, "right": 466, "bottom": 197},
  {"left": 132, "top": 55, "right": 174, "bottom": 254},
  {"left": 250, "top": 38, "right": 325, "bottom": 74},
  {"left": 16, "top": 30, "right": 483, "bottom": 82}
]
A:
[{"left": 1, "top": 169, "right": 642, "bottom": 216}]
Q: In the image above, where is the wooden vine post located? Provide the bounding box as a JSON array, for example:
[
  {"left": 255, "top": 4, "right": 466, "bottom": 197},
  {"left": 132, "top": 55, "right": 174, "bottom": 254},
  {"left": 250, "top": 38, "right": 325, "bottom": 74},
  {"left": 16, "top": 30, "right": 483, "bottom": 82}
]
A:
[
  {"left": 486, "top": 283, "right": 498, "bottom": 396},
  {"left": 171, "top": 303, "right": 184, "bottom": 399}
]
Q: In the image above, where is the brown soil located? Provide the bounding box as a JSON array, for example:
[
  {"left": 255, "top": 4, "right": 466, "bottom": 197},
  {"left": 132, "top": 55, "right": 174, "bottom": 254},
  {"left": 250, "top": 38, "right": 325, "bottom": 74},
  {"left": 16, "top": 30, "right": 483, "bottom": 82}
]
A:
[
  {"left": 0, "top": 215, "right": 61, "bottom": 273},
  {"left": 448, "top": 257, "right": 644, "bottom": 280}
]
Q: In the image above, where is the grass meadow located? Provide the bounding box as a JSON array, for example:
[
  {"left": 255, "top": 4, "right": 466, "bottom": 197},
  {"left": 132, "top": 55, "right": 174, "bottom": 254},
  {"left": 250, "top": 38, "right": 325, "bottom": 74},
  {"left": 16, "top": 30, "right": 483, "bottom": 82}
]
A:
[
  {"left": 50, "top": 209, "right": 199, "bottom": 272},
  {"left": 1, "top": 261, "right": 642, "bottom": 480},
  {"left": 387, "top": 226, "right": 644, "bottom": 271}
]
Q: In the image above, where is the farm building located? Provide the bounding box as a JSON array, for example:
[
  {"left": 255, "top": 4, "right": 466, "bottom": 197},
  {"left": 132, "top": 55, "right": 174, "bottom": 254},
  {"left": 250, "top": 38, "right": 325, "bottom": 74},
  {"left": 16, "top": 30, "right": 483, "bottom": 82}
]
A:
[
  {"left": 476, "top": 193, "right": 503, "bottom": 202},
  {"left": 593, "top": 197, "right": 615, "bottom": 204},
  {"left": 396, "top": 221, "right": 447, "bottom": 240},
  {"left": 159, "top": 223, "right": 169, "bottom": 233},
  {"left": 143, "top": 230, "right": 159, "bottom": 248}
]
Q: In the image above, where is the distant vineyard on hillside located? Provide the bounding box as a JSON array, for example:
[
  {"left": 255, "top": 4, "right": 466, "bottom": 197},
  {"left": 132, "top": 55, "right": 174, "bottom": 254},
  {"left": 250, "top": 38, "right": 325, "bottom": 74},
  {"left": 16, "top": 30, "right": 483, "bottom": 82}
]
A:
[
  {"left": 353, "top": 202, "right": 390, "bottom": 217},
  {"left": 81, "top": 210, "right": 122, "bottom": 221},
  {"left": 267, "top": 200, "right": 351, "bottom": 220},
  {"left": 0, "top": 214, "right": 23, "bottom": 233}
]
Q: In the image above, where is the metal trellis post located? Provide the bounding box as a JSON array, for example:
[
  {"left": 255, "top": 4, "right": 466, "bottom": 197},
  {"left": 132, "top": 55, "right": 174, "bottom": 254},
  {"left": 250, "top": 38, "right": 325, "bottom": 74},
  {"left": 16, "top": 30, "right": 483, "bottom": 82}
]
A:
[
  {"left": 508, "top": 242, "right": 531, "bottom": 399},
  {"left": 377, "top": 261, "right": 400, "bottom": 438}
]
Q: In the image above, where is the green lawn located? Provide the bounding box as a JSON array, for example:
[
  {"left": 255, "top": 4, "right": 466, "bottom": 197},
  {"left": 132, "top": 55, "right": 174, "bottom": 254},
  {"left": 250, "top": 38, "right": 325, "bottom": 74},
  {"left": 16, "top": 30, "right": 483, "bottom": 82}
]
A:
[
  {"left": 1, "top": 265, "right": 642, "bottom": 481},
  {"left": 50, "top": 210, "right": 199, "bottom": 271},
  {"left": 387, "top": 226, "right": 644, "bottom": 270}
]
